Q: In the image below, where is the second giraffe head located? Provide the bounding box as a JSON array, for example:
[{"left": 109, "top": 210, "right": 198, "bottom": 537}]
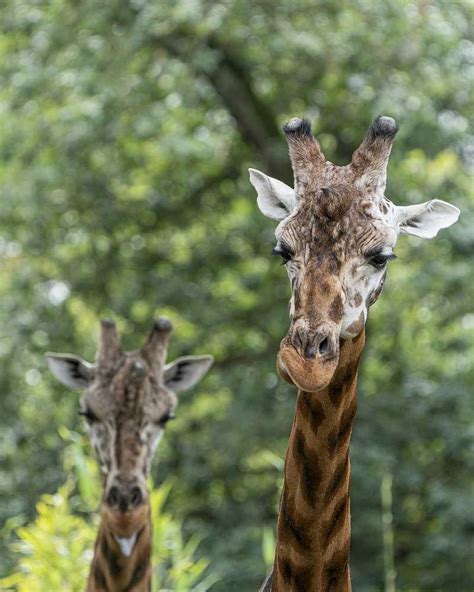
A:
[{"left": 46, "top": 318, "right": 213, "bottom": 541}]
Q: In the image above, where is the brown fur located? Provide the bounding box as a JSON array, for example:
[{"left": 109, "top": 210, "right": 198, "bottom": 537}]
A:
[
  {"left": 87, "top": 511, "right": 152, "bottom": 592},
  {"left": 84, "top": 322, "right": 173, "bottom": 592},
  {"left": 271, "top": 333, "right": 365, "bottom": 592},
  {"left": 253, "top": 115, "right": 457, "bottom": 591},
  {"left": 262, "top": 117, "right": 400, "bottom": 591},
  {"left": 48, "top": 319, "right": 212, "bottom": 591}
]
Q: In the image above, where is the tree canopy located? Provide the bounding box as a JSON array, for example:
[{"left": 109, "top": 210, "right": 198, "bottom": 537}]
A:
[{"left": 1, "top": 1, "right": 473, "bottom": 590}]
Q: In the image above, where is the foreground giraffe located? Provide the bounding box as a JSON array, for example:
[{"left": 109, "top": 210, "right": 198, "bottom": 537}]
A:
[
  {"left": 46, "top": 318, "right": 213, "bottom": 592},
  {"left": 250, "top": 116, "right": 459, "bottom": 591}
]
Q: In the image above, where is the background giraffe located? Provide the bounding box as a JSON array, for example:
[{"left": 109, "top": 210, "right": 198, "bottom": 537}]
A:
[
  {"left": 250, "top": 115, "right": 460, "bottom": 591},
  {"left": 46, "top": 317, "right": 213, "bottom": 592}
]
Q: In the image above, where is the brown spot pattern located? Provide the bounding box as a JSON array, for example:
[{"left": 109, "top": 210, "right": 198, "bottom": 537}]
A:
[
  {"left": 323, "top": 496, "right": 349, "bottom": 547},
  {"left": 329, "top": 294, "right": 343, "bottom": 322},
  {"left": 93, "top": 562, "right": 108, "bottom": 590},
  {"left": 101, "top": 537, "right": 121, "bottom": 577},
  {"left": 323, "top": 543, "right": 350, "bottom": 591},
  {"left": 124, "top": 557, "right": 148, "bottom": 591},
  {"left": 299, "top": 392, "right": 326, "bottom": 432},
  {"left": 328, "top": 399, "right": 358, "bottom": 457},
  {"left": 271, "top": 112, "right": 398, "bottom": 592},
  {"left": 327, "top": 364, "right": 356, "bottom": 408},
  {"left": 293, "top": 428, "right": 322, "bottom": 507},
  {"left": 324, "top": 451, "right": 350, "bottom": 505}
]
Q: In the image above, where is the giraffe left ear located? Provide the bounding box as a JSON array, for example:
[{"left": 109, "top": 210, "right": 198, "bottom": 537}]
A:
[
  {"left": 395, "top": 199, "right": 460, "bottom": 239},
  {"left": 163, "top": 355, "right": 214, "bottom": 393},
  {"left": 249, "top": 168, "right": 296, "bottom": 220},
  {"left": 46, "top": 353, "right": 95, "bottom": 389}
]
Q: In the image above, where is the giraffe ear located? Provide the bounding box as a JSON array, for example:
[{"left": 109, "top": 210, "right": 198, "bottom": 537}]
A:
[
  {"left": 249, "top": 168, "right": 296, "bottom": 220},
  {"left": 163, "top": 355, "right": 214, "bottom": 393},
  {"left": 46, "top": 353, "right": 95, "bottom": 389},
  {"left": 395, "top": 199, "right": 460, "bottom": 239}
]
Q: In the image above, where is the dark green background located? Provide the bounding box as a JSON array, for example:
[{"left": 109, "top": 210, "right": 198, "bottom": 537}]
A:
[{"left": 1, "top": 1, "right": 473, "bottom": 590}]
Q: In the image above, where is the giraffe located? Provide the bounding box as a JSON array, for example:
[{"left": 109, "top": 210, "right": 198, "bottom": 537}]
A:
[
  {"left": 249, "top": 115, "right": 460, "bottom": 591},
  {"left": 46, "top": 317, "right": 213, "bottom": 592}
]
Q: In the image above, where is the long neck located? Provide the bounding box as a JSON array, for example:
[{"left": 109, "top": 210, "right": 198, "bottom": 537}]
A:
[
  {"left": 87, "top": 509, "right": 152, "bottom": 592},
  {"left": 272, "top": 331, "right": 365, "bottom": 592}
]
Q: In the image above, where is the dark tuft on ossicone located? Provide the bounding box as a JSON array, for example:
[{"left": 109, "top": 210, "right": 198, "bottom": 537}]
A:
[
  {"left": 367, "top": 115, "right": 399, "bottom": 140},
  {"left": 153, "top": 317, "right": 173, "bottom": 332},
  {"left": 283, "top": 117, "right": 313, "bottom": 138}
]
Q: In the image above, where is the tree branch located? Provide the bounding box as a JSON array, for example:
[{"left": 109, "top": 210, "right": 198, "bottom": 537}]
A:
[{"left": 151, "top": 29, "right": 292, "bottom": 181}]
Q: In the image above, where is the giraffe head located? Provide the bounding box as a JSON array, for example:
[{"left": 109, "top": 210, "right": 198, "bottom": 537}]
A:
[
  {"left": 46, "top": 318, "right": 213, "bottom": 549},
  {"left": 250, "top": 116, "right": 459, "bottom": 393}
]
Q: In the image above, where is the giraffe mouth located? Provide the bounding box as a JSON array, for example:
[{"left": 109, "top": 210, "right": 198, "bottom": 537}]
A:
[
  {"left": 277, "top": 341, "right": 339, "bottom": 392},
  {"left": 101, "top": 501, "right": 149, "bottom": 539}
]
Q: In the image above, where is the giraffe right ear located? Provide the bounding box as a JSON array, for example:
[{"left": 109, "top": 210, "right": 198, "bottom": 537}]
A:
[
  {"left": 163, "top": 355, "right": 214, "bottom": 393},
  {"left": 249, "top": 168, "right": 296, "bottom": 220},
  {"left": 395, "top": 199, "right": 460, "bottom": 239},
  {"left": 45, "top": 353, "right": 95, "bottom": 389}
]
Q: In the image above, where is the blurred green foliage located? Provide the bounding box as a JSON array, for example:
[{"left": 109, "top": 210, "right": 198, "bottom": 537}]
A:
[
  {"left": 1, "top": 434, "right": 216, "bottom": 591},
  {"left": 0, "top": 0, "right": 473, "bottom": 590}
]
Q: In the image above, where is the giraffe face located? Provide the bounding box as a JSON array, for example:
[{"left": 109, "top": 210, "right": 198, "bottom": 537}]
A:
[
  {"left": 274, "top": 190, "right": 398, "bottom": 345},
  {"left": 250, "top": 116, "right": 459, "bottom": 392},
  {"left": 46, "top": 319, "right": 213, "bottom": 521},
  {"left": 78, "top": 351, "right": 177, "bottom": 508}
]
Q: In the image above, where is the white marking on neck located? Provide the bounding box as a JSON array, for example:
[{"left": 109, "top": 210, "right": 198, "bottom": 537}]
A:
[{"left": 114, "top": 532, "right": 138, "bottom": 557}]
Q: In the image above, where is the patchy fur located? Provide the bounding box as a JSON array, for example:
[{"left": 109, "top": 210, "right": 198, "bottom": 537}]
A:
[
  {"left": 47, "top": 319, "right": 213, "bottom": 592},
  {"left": 253, "top": 114, "right": 459, "bottom": 592}
]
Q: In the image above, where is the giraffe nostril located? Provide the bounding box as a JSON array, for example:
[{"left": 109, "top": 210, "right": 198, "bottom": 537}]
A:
[
  {"left": 293, "top": 329, "right": 303, "bottom": 350},
  {"left": 106, "top": 486, "right": 119, "bottom": 507},
  {"left": 130, "top": 486, "right": 142, "bottom": 507},
  {"left": 304, "top": 344, "right": 317, "bottom": 359},
  {"left": 318, "top": 338, "right": 329, "bottom": 355}
]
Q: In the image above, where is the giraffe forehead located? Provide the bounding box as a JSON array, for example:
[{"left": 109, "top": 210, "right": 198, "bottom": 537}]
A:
[
  {"left": 279, "top": 198, "right": 394, "bottom": 258},
  {"left": 81, "top": 373, "right": 174, "bottom": 422}
]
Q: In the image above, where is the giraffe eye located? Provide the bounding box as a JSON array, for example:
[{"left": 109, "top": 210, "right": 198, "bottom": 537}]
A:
[
  {"left": 158, "top": 412, "right": 176, "bottom": 427},
  {"left": 79, "top": 408, "right": 99, "bottom": 423},
  {"left": 272, "top": 244, "right": 292, "bottom": 265},
  {"left": 367, "top": 251, "right": 397, "bottom": 269}
]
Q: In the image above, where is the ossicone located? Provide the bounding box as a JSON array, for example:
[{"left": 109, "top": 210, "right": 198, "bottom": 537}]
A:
[
  {"left": 96, "top": 318, "right": 121, "bottom": 367},
  {"left": 283, "top": 117, "right": 313, "bottom": 139},
  {"left": 350, "top": 114, "right": 400, "bottom": 197},
  {"left": 282, "top": 116, "right": 326, "bottom": 196},
  {"left": 142, "top": 316, "right": 173, "bottom": 370}
]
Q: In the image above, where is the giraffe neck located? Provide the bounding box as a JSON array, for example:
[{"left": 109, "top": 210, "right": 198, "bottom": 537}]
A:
[
  {"left": 272, "top": 331, "right": 365, "bottom": 592},
  {"left": 87, "top": 507, "right": 152, "bottom": 592}
]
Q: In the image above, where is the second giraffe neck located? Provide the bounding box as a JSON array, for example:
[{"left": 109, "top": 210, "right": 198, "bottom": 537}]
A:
[
  {"left": 87, "top": 510, "right": 152, "bottom": 592},
  {"left": 272, "top": 331, "right": 365, "bottom": 592}
]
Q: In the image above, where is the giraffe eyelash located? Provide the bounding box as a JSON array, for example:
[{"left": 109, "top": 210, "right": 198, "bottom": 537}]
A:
[
  {"left": 157, "top": 412, "right": 176, "bottom": 427},
  {"left": 366, "top": 251, "right": 397, "bottom": 269},
  {"left": 79, "top": 408, "right": 99, "bottom": 423},
  {"left": 272, "top": 243, "right": 293, "bottom": 264}
]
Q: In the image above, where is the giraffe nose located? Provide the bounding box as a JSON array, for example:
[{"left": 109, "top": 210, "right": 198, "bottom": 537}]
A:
[
  {"left": 292, "top": 325, "right": 338, "bottom": 361},
  {"left": 105, "top": 484, "right": 144, "bottom": 512}
]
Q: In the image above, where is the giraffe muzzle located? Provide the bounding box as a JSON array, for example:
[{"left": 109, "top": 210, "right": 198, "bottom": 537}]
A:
[
  {"left": 290, "top": 324, "right": 338, "bottom": 361},
  {"left": 105, "top": 484, "right": 145, "bottom": 513},
  {"left": 277, "top": 323, "right": 340, "bottom": 392}
]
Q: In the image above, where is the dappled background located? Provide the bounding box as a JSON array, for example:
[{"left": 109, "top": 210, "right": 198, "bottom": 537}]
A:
[{"left": 1, "top": 1, "right": 473, "bottom": 590}]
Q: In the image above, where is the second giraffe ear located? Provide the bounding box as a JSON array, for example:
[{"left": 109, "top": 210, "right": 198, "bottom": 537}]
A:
[
  {"left": 249, "top": 169, "right": 296, "bottom": 220},
  {"left": 163, "top": 355, "right": 214, "bottom": 393},
  {"left": 46, "top": 353, "right": 95, "bottom": 389},
  {"left": 395, "top": 199, "right": 460, "bottom": 239}
]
